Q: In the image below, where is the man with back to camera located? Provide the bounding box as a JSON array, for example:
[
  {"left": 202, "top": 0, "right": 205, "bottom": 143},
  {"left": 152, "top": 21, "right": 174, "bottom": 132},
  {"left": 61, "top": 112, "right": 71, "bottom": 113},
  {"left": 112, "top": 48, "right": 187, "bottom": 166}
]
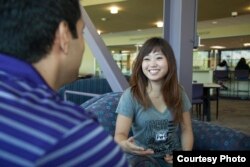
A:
[{"left": 0, "top": 0, "right": 129, "bottom": 166}]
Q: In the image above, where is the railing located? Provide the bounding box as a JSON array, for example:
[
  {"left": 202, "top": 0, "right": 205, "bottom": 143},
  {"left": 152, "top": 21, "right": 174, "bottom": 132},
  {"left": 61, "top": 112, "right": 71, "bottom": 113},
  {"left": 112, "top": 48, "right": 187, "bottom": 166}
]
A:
[{"left": 64, "top": 90, "right": 101, "bottom": 101}]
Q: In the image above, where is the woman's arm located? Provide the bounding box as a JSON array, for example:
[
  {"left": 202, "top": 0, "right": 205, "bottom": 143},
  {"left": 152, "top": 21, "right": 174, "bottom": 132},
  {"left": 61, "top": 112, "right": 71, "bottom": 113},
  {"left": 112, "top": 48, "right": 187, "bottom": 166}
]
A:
[
  {"left": 180, "top": 111, "right": 194, "bottom": 150},
  {"left": 114, "top": 114, "right": 154, "bottom": 155},
  {"left": 114, "top": 114, "right": 132, "bottom": 149}
]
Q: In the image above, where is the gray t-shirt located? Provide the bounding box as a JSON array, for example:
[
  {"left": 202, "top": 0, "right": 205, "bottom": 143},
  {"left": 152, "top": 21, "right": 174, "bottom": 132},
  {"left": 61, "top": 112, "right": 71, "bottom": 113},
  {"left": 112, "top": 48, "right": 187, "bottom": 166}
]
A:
[{"left": 116, "top": 87, "right": 191, "bottom": 158}]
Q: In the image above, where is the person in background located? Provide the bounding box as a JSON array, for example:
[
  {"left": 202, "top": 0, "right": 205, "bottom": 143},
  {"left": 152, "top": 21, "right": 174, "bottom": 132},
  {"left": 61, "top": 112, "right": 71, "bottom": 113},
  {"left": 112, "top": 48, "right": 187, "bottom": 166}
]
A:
[
  {"left": 216, "top": 60, "right": 229, "bottom": 71},
  {"left": 235, "top": 57, "right": 250, "bottom": 72},
  {"left": 114, "top": 37, "right": 193, "bottom": 167},
  {"left": 0, "top": 0, "right": 128, "bottom": 166},
  {"left": 215, "top": 60, "right": 230, "bottom": 90}
]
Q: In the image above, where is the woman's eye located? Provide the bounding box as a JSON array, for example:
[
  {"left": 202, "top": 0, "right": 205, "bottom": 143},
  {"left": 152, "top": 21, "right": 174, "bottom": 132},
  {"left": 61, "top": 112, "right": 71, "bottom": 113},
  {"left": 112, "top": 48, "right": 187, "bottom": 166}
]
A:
[
  {"left": 156, "top": 56, "right": 163, "bottom": 60},
  {"left": 143, "top": 58, "right": 150, "bottom": 61}
]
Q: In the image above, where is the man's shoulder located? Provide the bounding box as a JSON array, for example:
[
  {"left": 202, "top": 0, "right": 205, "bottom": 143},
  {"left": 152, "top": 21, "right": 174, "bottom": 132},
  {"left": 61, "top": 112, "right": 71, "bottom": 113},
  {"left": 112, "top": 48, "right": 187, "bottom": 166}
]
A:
[{"left": 0, "top": 73, "right": 91, "bottom": 122}]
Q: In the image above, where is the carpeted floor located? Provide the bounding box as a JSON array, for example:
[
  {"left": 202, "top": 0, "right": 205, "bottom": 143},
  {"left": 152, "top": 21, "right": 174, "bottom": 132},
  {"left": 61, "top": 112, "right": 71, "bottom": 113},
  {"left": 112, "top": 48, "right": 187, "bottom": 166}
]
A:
[{"left": 193, "top": 99, "right": 250, "bottom": 135}]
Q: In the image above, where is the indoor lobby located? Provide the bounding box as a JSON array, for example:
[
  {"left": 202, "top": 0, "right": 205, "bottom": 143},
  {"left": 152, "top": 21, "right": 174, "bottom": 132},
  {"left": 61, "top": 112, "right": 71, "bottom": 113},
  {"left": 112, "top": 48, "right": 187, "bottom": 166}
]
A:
[
  {"left": 1, "top": 1, "right": 249, "bottom": 166},
  {"left": 61, "top": 0, "right": 250, "bottom": 135}
]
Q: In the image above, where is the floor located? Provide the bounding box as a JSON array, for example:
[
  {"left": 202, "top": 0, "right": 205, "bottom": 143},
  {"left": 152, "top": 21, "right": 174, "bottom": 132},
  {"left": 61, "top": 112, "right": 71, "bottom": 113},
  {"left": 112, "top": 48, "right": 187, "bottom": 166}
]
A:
[{"left": 192, "top": 98, "right": 250, "bottom": 135}]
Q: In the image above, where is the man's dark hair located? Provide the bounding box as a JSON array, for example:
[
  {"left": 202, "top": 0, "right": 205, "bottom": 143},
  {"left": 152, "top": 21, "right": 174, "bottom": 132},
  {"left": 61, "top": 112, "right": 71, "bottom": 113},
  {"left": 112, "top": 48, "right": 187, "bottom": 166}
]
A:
[{"left": 0, "top": 0, "right": 81, "bottom": 63}]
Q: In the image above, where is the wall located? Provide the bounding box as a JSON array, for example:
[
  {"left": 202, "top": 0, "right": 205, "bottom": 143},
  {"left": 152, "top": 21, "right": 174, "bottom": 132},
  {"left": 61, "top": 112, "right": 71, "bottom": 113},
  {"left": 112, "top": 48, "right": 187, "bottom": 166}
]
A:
[{"left": 79, "top": 42, "right": 96, "bottom": 75}]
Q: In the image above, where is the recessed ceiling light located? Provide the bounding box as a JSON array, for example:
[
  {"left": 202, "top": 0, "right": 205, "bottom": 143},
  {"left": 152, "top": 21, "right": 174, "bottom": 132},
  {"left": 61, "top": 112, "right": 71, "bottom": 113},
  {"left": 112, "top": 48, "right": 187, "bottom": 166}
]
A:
[
  {"left": 121, "top": 50, "right": 130, "bottom": 54},
  {"left": 97, "top": 30, "right": 102, "bottom": 35},
  {"left": 155, "top": 21, "right": 163, "bottom": 28},
  {"left": 110, "top": 6, "right": 119, "bottom": 14},
  {"left": 231, "top": 11, "right": 238, "bottom": 17},
  {"left": 212, "top": 21, "right": 218, "bottom": 24},
  {"left": 243, "top": 43, "right": 250, "bottom": 47},
  {"left": 210, "top": 45, "right": 226, "bottom": 49},
  {"left": 101, "top": 17, "right": 107, "bottom": 21},
  {"left": 135, "top": 44, "right": 143, "bottom": 48}
]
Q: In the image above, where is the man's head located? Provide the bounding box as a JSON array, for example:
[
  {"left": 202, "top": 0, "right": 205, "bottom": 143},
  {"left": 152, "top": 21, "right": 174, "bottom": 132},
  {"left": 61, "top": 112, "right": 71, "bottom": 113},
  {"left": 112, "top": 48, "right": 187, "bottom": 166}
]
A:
[
  {"left": 0, "top": 0, "right": 85, "bottom": 89},
  {"left": 0, "top": 0, "right": 82, "bottom": 63}
]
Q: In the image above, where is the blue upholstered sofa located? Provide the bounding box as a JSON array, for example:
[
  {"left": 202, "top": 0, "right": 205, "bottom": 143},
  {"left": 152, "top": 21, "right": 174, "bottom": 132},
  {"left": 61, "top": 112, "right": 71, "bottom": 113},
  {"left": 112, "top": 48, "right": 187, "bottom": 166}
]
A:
[
  {"left": 81, "top": 92, "right": 250, "bottom": 151},
  {"left": 58, "top": 77, "right": 112, "bottom": 105}
]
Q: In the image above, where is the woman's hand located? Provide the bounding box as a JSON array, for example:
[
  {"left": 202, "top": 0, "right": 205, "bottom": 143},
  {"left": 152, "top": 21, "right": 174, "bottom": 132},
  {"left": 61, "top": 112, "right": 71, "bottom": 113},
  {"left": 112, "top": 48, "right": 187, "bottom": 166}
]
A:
[
  {"left": 164, "top": 154, "right": 173, "bottom": 164},
  {"left": 122, "top": 137, "right": 154, "bottom": 155}
]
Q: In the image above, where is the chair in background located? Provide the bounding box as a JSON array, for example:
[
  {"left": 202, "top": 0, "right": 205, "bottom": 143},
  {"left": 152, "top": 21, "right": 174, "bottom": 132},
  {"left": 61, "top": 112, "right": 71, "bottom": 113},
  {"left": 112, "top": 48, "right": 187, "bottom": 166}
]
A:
[
  {"left": 58, "top": 76, "right": 112, "bottom": 105},
  {"left": 234, "top": 70, "right": 250, "bottom": 99},
  {"left": 192, "top": 83, "right": 204, "bottom": 120},
  {"left": 213, "top": 70, "right": 231, "bottom": 96}
]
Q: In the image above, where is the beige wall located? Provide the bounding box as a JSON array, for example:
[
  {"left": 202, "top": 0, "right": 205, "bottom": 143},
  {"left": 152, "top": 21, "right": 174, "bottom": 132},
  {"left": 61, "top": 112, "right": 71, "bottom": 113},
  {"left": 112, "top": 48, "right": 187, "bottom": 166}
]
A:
[{"left": 79, "top": 42, "right": 95, "bottom": 75}]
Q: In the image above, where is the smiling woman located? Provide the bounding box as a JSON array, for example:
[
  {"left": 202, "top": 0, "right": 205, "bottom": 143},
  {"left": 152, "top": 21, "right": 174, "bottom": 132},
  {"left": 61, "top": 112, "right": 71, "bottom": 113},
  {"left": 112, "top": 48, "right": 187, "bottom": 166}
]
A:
[
  {"left": 114, "top": 37, "right": 193, "bottom": 167},
  {"left": 142, "top": 50, "right": 168, "bottom": 84}
]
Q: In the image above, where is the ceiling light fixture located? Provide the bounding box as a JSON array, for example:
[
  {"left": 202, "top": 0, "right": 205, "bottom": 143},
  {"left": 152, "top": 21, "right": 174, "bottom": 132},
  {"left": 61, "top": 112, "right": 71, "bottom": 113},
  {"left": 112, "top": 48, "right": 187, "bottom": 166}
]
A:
[
  {"left": 243, "top": 43, "right": 250, "bottom": 47},
  {"left": 121, "top": 50, "right": 130, "bottom": 54},
  {"left": 156, "top": 21, "right": 163, "bottom": 28},
  {"left": 210, "top": 45, "right": 226, "bottom": 49},
  {"left": 110, "top": 6, "right": 119, "bottom": 14},
  {"left": 101, "top": 17, "right": 107, "bottom": 21},
  {"left": 135, "top": 44, "right": 143, "bottom": 47},
  {"left": 231, "top": 11, "right": 238, "bottom": 17},
  {"left": 97, "top": 30, "right": 102, "bottom": 35}
]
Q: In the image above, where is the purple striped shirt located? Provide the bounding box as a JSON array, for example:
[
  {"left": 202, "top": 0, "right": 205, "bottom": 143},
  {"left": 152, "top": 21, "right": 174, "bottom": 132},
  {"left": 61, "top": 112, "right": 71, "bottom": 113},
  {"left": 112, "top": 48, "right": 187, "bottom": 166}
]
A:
[{"left": 0, "top": 53, "right": 128, "bottom": 167}]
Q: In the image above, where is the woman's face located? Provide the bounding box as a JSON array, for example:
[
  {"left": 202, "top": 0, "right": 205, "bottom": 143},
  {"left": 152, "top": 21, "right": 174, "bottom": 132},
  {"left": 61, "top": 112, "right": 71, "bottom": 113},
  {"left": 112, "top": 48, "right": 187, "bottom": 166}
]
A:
[{"left": 142, "top": 50, "right": 168, "bottom": 83}]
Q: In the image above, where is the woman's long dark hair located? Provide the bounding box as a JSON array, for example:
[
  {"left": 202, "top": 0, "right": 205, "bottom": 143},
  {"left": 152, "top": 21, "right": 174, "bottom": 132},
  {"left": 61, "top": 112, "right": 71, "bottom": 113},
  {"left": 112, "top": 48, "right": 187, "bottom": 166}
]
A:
[{"left": 130, "top": 37, "right": 183, "bottom": 123}]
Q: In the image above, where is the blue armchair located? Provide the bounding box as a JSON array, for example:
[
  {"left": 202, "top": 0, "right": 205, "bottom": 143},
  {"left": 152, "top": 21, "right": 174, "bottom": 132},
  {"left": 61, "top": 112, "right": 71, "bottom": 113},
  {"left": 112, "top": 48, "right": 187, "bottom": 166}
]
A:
[
  {"left": 81, "top": 92, "right": 250, "bottom": 150},
  {"left": 58, "top": 77, "right": 112, "bottom": 105}
]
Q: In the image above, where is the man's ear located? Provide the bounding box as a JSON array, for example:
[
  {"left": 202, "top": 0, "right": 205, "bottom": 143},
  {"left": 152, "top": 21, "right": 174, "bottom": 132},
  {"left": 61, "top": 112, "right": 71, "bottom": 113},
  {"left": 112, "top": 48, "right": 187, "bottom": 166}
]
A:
[{"left": 57, "top": 21, "right": 70, "bottom": 55}]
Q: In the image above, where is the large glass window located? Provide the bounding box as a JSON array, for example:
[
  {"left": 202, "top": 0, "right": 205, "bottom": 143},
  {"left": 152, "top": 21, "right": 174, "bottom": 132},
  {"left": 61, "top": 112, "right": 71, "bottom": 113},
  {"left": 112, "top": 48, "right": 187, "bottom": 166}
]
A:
[
  {"left": 113, "top": 53, "right": 131, "bottom": 75},
  {"left": 193, "top": 51, "right": 210, "bottom": 70},
  {"left": 221, "top": 49, "right": 250, "bottom": 70}
]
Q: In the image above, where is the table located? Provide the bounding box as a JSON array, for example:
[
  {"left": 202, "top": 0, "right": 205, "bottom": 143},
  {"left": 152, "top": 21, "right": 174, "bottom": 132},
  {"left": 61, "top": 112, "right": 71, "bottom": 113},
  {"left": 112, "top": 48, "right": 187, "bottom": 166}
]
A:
[{"left": 203, "top": 83, "right": 221, "bottom": 121}]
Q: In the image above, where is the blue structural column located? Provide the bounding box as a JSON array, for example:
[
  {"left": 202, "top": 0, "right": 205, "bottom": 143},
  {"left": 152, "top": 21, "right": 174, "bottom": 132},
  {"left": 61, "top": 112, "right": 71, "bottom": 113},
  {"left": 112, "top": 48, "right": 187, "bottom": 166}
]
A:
[
  {"left": 81, "top": 7, "right": 129, "bottom": 92},
  {"left": 163, "top": 0, "right": 197, "bottom": 99}
]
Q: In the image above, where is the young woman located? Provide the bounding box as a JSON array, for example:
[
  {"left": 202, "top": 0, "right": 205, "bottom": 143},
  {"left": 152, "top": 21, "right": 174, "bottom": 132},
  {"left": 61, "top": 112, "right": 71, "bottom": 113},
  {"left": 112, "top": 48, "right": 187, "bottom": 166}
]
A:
[
  {"left": 235, "top": 57, "right": 250, "bottom": 71},
  {"left": 114, "top": 37, "right": 193, "bottom": 167},
  {"left": 216, "top": 60, "right": 229, "bottom": 71}
]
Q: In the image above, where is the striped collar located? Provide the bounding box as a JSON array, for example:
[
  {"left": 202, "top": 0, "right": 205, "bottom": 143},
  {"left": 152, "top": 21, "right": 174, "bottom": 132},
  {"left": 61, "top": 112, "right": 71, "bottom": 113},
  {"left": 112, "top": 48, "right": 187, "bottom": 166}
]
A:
[{"left": 0, "top": 53, "right": 49, "bottom": 88}]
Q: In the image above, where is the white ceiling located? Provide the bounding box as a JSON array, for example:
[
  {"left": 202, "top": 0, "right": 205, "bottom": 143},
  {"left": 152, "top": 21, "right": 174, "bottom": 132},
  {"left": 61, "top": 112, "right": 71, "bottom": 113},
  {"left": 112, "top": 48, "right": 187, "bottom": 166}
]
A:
[{"left": 81, "top": 0, "right": 250, "bottom": 52}]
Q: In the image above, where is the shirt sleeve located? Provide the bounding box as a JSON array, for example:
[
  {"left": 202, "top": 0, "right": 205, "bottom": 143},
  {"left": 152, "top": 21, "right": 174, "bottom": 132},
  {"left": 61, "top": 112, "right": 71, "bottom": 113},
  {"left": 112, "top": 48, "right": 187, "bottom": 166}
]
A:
[
  {"left": 116, "top": 88, "right": 135, "bottom": 119},
  {"left": 181, "top": 88, "right": 192, "bottom": 112},
  {"left": 36, "top": 119, "right": 129, "bottom": 167}
]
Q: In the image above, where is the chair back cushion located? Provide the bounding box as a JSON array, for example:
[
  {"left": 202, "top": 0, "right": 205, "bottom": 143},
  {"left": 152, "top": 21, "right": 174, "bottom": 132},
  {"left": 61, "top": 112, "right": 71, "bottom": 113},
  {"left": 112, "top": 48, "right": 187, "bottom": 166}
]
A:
[
  {"left": 58, "top": 77, "right": 112, "bottom": 105},
  {"left": 192, "top": 120, "right": 250, "bottom": 150},
  {"left": 234, "top": 70, "right": 249, "bottom": 80},
  {"left": 214, "top": 70, "right": 229, "bottom": 81},
  {"left": 81, "top": 92, "right": 122, "bottom": 136},
  {"left": 192, "top": 83, "right": 204, "bottom": 100}
]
